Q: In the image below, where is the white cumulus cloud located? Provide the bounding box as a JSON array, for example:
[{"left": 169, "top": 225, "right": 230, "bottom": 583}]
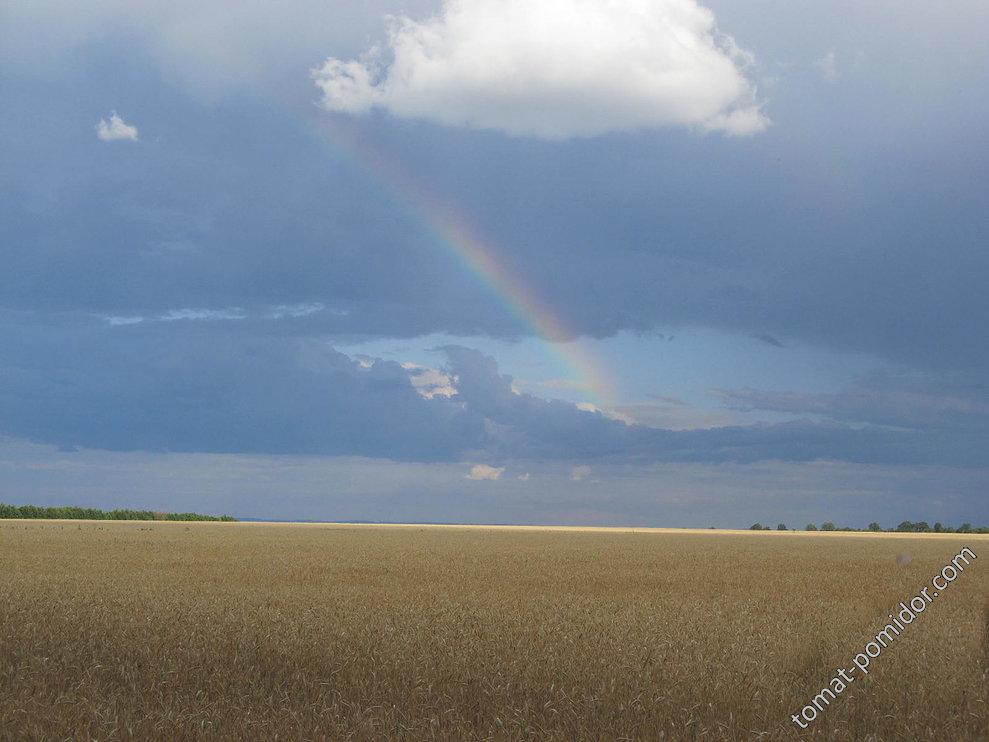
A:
[
  {"left": 95, "top": 111, "right": 139, "bottom": 141},
  {"left": 312, "top": 0, "right": 768, "bottom": 139},
  {"left": 402, "top": 362, "right": 458, "bottom": 399},
  {"left": 466, "top": 464, "right": 505, "bottom": 480}
]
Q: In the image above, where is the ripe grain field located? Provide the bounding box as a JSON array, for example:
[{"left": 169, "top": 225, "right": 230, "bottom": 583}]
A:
[{"left": 0, "top": 522, "right": 986, "bottom": 740}]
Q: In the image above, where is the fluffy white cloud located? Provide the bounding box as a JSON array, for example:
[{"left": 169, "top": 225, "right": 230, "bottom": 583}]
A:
[
  {"left": 95, "top": 111, "right": 138, "bottom": 141},
  {"left": 403, "top": 362, "right": 458, "bottom": 399},
  {"left": 313, "top": 0, "right": 767, "bottom": 139},
  {"left": 571, "top": 465, "right": 592, "bottom": 481},
  {"left": 466, "top": 463, "right": 505, "bottom": 480}
]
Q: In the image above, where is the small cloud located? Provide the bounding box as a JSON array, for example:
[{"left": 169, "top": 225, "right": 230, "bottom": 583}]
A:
[
  {"left": 103, "top": 305, "right": 335, "bottom": 327},
  {"left": 816, "top": 50, "right": 837, "bottom": 81},
  {"left": 466, "top": 464, "right": 505, "bottom": 481},
  {"left": 571, "top": 465, "right": 592, "bottom": 481},
  {"left": 96, "top": 111, "right": 139, "bottom": 142},
  {"left": 159, "top": 308, "right": 247, "bottom": 322},
  {"left": 517, "top": 473, "right": 530, "bottom": 481},
  {"left": 102, "top": 315, "right": 145, "bottom": 326},
  {"left": 265, "top": 303, "right": 325, "bottom": 319},
  {"left": 403, "top": 363, "right": 458, "bottom": 399}
]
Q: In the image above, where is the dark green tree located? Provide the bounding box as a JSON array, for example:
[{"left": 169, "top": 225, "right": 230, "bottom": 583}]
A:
[{"left": 0, "top": 503, "right": 235, "bottom": 522}]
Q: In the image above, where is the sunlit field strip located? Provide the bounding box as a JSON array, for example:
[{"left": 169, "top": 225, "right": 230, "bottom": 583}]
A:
[{"left": 1, "top": 521, "right": 986, "bottom": 739}]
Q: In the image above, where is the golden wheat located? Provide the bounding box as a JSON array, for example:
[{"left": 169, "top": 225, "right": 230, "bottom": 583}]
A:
[{"left": 0, "top": 522, "right": 986, "bottom": 740}]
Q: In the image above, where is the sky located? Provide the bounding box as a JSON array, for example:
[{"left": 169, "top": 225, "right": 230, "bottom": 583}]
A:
[{"left": 1, "top": 0, "right": 987, "bottom": 526}]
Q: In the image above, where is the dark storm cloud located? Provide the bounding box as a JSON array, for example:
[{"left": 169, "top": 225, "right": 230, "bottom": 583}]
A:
[
  {"left": 439, "top": 346, "right": 985, "bottom": 466},
  {"left": 719, "top": 370, "right": 989, "bottom": 433},
  {"left": 0, "top": 315, "right": 483, "bottom": 459},
  {"left": 2, "top": 17, "right": 988, "bottom": 372},
  {"left": 1, "top": 319, "right": 980, "bottom": 466},
  {"left": 1, "top": 1, "right": 988, "bottom": 473},
  {"left": 0, "top": 44, "right": 517, "bottom": 338}
]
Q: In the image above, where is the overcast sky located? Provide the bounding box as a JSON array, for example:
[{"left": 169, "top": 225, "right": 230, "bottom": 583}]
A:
[{"left": 1, "top": 0, "right": 987, "bottom": 526}]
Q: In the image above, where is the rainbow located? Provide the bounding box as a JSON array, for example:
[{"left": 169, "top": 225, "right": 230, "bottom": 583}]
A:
[{"left": 303, "top": 113, "right": 616, "bottom": 407}]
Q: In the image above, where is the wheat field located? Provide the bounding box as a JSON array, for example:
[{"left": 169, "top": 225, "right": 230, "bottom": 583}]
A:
[{"left": 0, "top": 522, "right": 986, "bottom": 740}]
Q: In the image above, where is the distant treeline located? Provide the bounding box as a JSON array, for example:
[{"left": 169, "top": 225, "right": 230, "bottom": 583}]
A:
[
  {"left": 0, "top": 503, "right": 236, "bottom": 522},
  {"left": 749, "top": 521, "right": 989, "bottom": 534}
]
